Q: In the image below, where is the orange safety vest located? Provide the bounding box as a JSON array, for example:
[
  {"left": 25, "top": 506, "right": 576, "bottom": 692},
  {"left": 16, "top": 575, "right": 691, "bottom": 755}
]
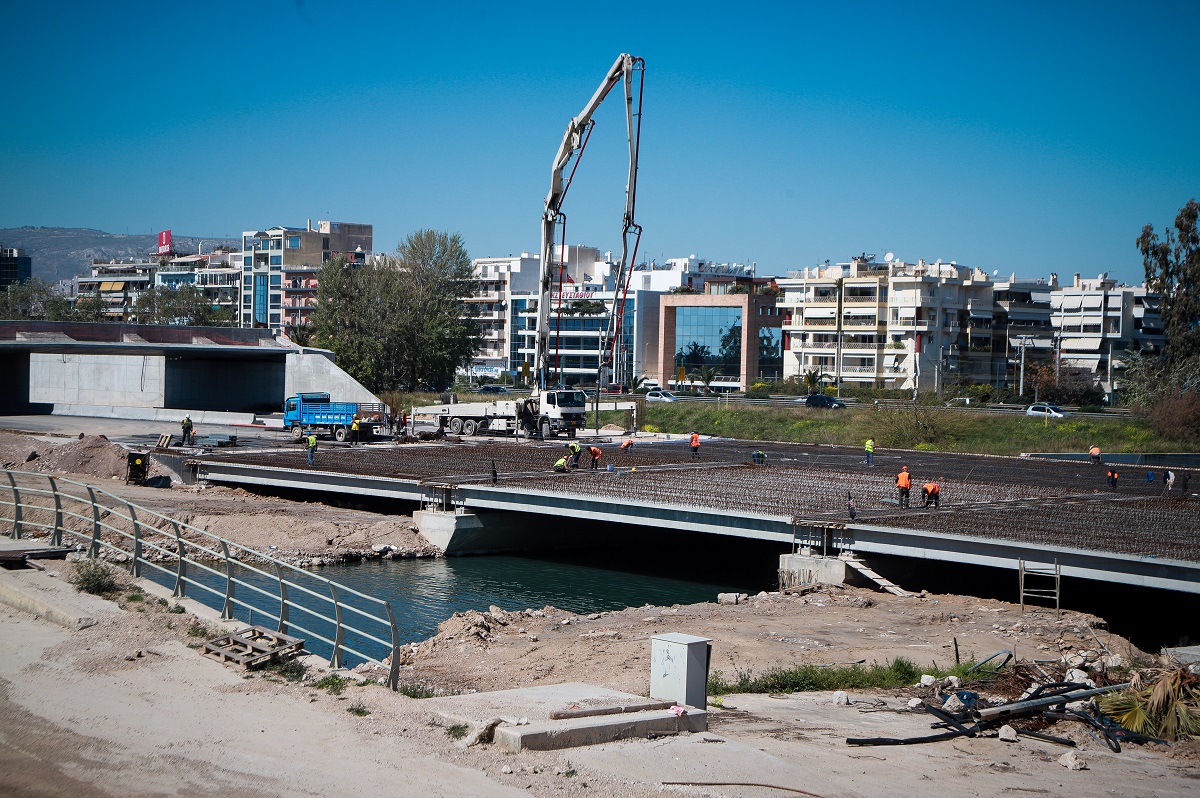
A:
[
  {"left": 690, "top": 433, "right": 700, "bottom": 447},
  {"left": 923, "top": 482, "right": 940, "bottom": 495},
  {"left": 589, "top": 447, "right": 602, "bottom": 458},
  {"left": 897, "top": 471, "right": 911, "bottom": 489},
  {"left": 621, "top": 439, "right": 633, "bottom": 450}
]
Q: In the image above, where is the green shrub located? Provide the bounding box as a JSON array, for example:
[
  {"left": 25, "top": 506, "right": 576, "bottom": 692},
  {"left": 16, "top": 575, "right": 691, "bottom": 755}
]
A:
[
  {"left": 446, "top": 723, "right": 468, "bottom": 740},
  {"left": 708, "top": 657, "right": 961, "bottom": 695},
  {"left": 168, "top": 604, "right": 186, "bottom": 614},
  {"left": 315, "top": 674, "right": 351, "bottom": 695},
  {"left": 268, "top": 658, "right": 308, "bottom": 681},
  {"left": 69, "top": 558, "right": 120, "bottom": 595},
  {"left": 125, "top": 591, "right": 145, "bottom": 603},
  {"left": 346, "top": 703, "right": 371, "bottom": 717}
]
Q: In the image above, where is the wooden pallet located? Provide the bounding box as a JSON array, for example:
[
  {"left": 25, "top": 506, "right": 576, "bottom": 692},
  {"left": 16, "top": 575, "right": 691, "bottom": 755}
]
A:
[{"left": 202, "top": 626, "right": 305, "bottom": 669}]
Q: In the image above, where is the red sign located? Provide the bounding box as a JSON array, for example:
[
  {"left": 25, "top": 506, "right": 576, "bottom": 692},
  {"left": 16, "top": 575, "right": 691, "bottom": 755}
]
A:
[{"left": 157, "top": 230, "right": 173, "bottom": 255}]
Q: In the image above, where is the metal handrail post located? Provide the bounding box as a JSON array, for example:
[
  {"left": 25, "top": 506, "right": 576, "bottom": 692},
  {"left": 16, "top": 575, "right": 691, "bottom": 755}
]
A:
[
  {"left": 172, "top": 521, "right": 186, "bottom": 597},
  {"left": 129, "top": 503, "right": 142, "bottom": 577},
  {"left": 48, "top": 476, "right": 63, "bottom": 546},
  {"left": 220, "top": 540, "right": 235, "bottom": 620},
  {"left": 86, "top": 486, "right": 102, "bottom": 557},
  {"left": 6, "top": 470, "right": 22, "bottom": 540},
  {"left": 329, "top": 582, "right": 345, "bottom": 669},
  {"left": 276, "top": 562, "right": 290, "bottom": 635},
  {"left": 384, "top": 600, "right": 400, "bottom": 691}
]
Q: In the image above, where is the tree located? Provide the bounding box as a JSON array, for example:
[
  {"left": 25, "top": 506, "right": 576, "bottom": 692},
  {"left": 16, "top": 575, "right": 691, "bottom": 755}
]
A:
[
  {"left": 1138, "top": 199, "right": 1200, "bottom": 365},
  {"left": 675, "top": 341, "right": 713, "bottom": 373},
  {"left": 313, "top": 230, "right": 479, "bottom": 392},
  {"left": 0, "top": 279, "right": 72, "bottom": 320},
  {"left": 691, "top": 365, "right": 719, "bottom": 394},
  {"left": 133, "top": 285, "right": 234, "bottom": 326},
  {"left": 802, "top": 368, "right": 832, "bottom": 395},
  {"left": 73, "top": 295, "right": 109, "bottom": 322}
]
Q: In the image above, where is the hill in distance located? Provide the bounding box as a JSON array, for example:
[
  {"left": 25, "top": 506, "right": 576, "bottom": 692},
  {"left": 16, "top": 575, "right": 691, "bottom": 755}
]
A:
[{"left": 0, "top": 227, "right": 240, "bottom": 284}]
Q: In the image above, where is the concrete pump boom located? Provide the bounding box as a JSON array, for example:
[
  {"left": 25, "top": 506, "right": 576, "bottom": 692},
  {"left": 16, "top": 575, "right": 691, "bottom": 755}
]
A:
[{"left": 535, "top": 53, "right": 644, "bottom": 391}]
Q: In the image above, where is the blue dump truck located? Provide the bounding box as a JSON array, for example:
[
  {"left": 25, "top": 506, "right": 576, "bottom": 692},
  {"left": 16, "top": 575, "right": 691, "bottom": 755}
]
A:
[{"left": 283, "top": 392, "right": 386, "bottom": 442}]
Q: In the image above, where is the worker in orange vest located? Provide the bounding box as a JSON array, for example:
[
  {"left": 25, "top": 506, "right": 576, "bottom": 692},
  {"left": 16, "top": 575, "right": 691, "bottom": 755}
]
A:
[
  {"left": 921, "top": 480, "right": 941, "bottom": 509},
  {"left": 620, "top": 436, "right": 634, "bottom": 453},
  {"left": 896, "top": 465, "right": 912, "bottom": 508},
  {"left": 689, "top": 431, "right": 700, "bottom": 460},
  {"left": 1089, "top": 445, "right": 1102, "bottom": 465},
  {"left": 587, "top": 445, "right": 603, "bottom": 470}
]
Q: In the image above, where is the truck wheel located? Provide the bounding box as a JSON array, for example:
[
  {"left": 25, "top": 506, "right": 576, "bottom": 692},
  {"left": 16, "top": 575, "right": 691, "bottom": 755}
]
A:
[
  {"left": 334, "top": 426, "right": 348, "bottom": 442},
  {"left": 290, "top": 426, "right": 303, "bottom": 441},
  {"left": 540, "top": 420, "right": 553, "bottom": 439},
  {"left": 463, "top": 419, "right": 479, "bottom": 436},
  {"left": 449, "top": 417, "right": 464, "bottom": 434}
]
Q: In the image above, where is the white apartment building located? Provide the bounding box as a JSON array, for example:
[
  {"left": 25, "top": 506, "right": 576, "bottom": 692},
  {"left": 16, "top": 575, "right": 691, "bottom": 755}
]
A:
[
  {"left": 777, "top": 255, "right": 995, "bottom": 392},
  {"left": 1050, "top": 272, "right": 1164, "bottom": 398}
]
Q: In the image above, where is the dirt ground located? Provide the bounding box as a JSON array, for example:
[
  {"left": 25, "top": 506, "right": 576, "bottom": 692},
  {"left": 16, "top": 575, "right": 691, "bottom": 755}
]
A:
[{"left": 3, "top": 428, "right": 1199, "bottom": 796}]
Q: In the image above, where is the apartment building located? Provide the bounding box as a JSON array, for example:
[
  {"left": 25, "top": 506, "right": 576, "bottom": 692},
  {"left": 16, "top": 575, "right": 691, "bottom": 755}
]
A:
[
  {"left": 777, "top": 255, "right": 995, "bottom": 392},
  {"left": 237, "top": 221, "right": 372, "bottom": 331},
  {"left": 1050, "top": 273, "right": 1164, "bottom": 398},
  {"left": 74, "top": 259, "right": 157, "bottom": 321}
]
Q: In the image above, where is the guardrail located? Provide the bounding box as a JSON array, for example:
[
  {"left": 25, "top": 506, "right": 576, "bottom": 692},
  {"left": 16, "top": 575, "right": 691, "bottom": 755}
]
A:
[{"left": 0, "top": 469, "right": 401, "bottom": 689}]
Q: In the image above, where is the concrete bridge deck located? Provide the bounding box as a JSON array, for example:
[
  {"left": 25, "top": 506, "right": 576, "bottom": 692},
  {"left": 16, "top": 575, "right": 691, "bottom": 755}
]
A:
[{"left": 192, "top": 438, "right": 1200, "bottom": 594}]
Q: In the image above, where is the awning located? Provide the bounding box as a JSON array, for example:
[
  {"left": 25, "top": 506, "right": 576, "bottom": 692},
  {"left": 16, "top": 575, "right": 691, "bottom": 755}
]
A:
[
  {"left": 109, "top": 281, "right": 126, "bottom": 290},
  {"left": 1081, "top": 295, "right": 1103, "bottom": 309},
  {"left": 897, "top": 307, "right": 917, "bottom": 318},
  {"left": 98, "top": 282, "right": 113, "bottom": 290},
  {"left": 1062, "top": 338, "right": 1102, "bottom": 351},
  {"left": 1058, "top": 295, "right": 1083, "bottom": 310},
  {"left": 968, "top": 311, "right": 993, "bottom": 319},
  {"left": 804, "top": 308, "right": 836, "bottom": 318}
]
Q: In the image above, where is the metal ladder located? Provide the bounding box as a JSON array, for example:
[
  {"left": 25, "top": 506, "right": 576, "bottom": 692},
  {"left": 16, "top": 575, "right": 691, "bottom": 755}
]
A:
[{"left": 1019, "top": 558, "right": 1061, "bottom": 613}]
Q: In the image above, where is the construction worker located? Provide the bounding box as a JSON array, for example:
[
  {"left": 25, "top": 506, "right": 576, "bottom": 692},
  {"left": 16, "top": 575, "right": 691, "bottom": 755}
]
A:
[
  {"left": 1089, "top": 445, "right": 1102, "bottom": 465},
  {"left": 306, "top": 430, "right": 318, "bottom": 466},
  {"left": 690, "top": 431, "right": 700, "bottom": 460},
  {"left": 921, "top": 480, "right": 940, "bottom": 509},
  {"left": 1107, "top": 467, "right": 1118, "bottom": 490},
  {"left": 566, "top": 440, "right": 582, "bottom": 468},
  {"left": 752, "top": 450, "right": 766, "bottom": 465},
  {"left": 351, "top": 414, "right": 361, "bottom": 446},
  {"left": 552, "top": 455, "right": 571, "bottom": 473},
  {"left": 180, "top": 415, "right": 193, "bottom": 446},
  {"left": 620, "top": 436, "right": 634, "bottom": 453},
  {"left": 896, "top": 465, "right": 912, "bottom": 508},
  {"left": 587, "top": 445, "right": 603, "bottom": 470},
  {"left": 864, "top": 437, "right": 875, "bottom": 466}
]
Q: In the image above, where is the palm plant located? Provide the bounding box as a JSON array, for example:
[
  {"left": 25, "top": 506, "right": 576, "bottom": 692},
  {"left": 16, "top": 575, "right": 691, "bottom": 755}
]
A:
[
  {"left": 803, "top": 368, "right": 832, "bottom": 395},
  {"left": 691, "top": 365, "right": 719, "bottom": 394},
  {"left": 1099, "top": 667, "right": 1200, "bottom": 740}
]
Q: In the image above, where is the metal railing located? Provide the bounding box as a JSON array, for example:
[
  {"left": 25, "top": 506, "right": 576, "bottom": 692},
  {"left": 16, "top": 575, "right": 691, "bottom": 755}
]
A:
[{"left": 0, "top": 469, "right": 401, "bottom": 689}]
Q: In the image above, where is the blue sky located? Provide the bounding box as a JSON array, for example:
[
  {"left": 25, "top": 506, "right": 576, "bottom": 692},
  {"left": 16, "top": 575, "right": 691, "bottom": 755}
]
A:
[{"left": 4, "top": 1, "right": 1197, "bottom": 285}]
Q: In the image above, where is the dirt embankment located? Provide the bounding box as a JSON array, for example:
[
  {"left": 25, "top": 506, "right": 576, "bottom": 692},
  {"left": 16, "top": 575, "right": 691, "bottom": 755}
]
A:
[
  {"left": 358, "top": 584, "right": 1143, "bottom": 698},
  {"left": 0, "top": 431, "right": 440, "bottom": 565}
]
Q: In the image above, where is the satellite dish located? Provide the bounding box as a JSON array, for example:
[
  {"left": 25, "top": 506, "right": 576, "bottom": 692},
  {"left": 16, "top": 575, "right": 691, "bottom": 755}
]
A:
[
  {"left": 884, "top": 252, "right": 894, "bottom": 263},
  {"left": 993, "top": 270, "right": 999, "bottom": 276}
]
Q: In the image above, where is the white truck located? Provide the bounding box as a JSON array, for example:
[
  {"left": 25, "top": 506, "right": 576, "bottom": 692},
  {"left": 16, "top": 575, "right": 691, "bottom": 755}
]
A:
[
  {"left": 413, "top": 53, "right": 644, "bottom": 440},
  {"left": 419, "top": 391, "right": 588, "bottom": 439}
]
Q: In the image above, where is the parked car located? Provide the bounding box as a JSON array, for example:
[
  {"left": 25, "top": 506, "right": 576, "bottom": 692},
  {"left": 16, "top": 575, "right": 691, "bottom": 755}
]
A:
[
  {"left": 1025, "top": 403, "right": 1068, "bottom": 418},
  {"left": 604, "top": 384, "right": 629, "bottom": 395},
  {"left": 476, "top": 385, "right": 510, "bottom": 395},
  {"left": 644, "top": 390, "right": 679, "bottom": 403},
  {"left": 799, "top": 394, "right": 846, "bottom": 409}
]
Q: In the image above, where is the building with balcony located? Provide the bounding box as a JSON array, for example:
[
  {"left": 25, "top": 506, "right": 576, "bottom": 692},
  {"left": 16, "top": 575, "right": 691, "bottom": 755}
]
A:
[
  {"left": 74, "top": 259, "right": 157, "bottom": 322},
  {"left": 1050, "top": 273, "right": 1164, "bottom": 400},
  {"left": 237, "top": 220, "right": 372, "bottom": 332},
  {"left": 777, "top": 255, "right": 994, "bottom": 392}
]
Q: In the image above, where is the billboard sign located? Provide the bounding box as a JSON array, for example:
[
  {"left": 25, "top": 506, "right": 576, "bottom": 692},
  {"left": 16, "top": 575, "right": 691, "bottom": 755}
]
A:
[{"left": 157, "top": 230, "right": 173, "bottom": 255}]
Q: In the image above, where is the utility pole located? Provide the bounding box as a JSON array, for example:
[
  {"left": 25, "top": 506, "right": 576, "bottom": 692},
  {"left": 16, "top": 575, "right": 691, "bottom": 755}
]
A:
[{"left": 1018, "top": 338, "right": 1027, "bottom": 398}]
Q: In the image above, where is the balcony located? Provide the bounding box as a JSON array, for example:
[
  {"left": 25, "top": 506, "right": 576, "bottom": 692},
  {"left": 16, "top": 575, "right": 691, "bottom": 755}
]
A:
[
  {"left": 465, "top": 292, "right": 504, "bottom": 302},
  {"left": 800, "top": 317, "right": 837, "bottom": 327}
]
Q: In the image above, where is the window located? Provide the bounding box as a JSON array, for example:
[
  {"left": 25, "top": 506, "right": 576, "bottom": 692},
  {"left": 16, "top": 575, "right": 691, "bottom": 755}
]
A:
[
  {"left": 674, "top": 306, "right": 744, "bottom": 377},
  {"left": 268, "top": 238, "right": 282, "bottom": 251},
  {"left": 244, "top": 257, "right": 252, "bottom": 267},
  {"left": 270, "top": 256, "right": 282, "bottom": 266},
  {"left": 322, "top": 237, "right": 330, "bottom": 250},
  {"left": 269, "top": 313, "right": 281, "bottom": 325},
  {"left": 270, "top": 274, "right": 282, "bottom": 286},
  {"left": 287, "top": 236, "right": 301, "bottom": 249}
]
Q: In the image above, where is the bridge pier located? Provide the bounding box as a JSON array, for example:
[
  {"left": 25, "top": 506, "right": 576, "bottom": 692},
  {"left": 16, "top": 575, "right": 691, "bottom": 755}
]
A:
[
  {"left": 779, "top": 552, "right": 849, "bottom": 587},
  {"left": 415, "top": 509, "right": 558, "bottom": 556}
]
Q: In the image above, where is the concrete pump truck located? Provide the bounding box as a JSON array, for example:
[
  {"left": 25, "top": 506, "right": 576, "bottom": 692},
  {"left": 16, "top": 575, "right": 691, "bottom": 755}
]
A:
[{"left": 415, "top": 53, "right": 645, "bottom": 440}]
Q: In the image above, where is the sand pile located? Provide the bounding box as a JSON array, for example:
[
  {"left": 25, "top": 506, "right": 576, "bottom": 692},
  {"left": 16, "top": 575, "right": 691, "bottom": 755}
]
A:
[
  {"left": 0, "top": 431, "right": 42, "bottom": 468},
  {"left": 34, "top": 435, "right": 129, "bottom": 480}
]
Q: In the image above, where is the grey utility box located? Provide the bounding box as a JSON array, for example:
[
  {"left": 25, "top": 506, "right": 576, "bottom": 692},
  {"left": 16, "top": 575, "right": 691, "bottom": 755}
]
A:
[{"left": 650, "top": 632, "right": 712, "bottom": 708}]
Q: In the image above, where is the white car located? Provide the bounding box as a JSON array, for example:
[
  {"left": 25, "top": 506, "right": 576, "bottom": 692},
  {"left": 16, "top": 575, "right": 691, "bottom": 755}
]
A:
[
  {"left": 1025, "top": 403, "right": 1068, "bottom": 418},
  {"left": 645, "top": 390, "right": 679, "bottom": 402}
]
